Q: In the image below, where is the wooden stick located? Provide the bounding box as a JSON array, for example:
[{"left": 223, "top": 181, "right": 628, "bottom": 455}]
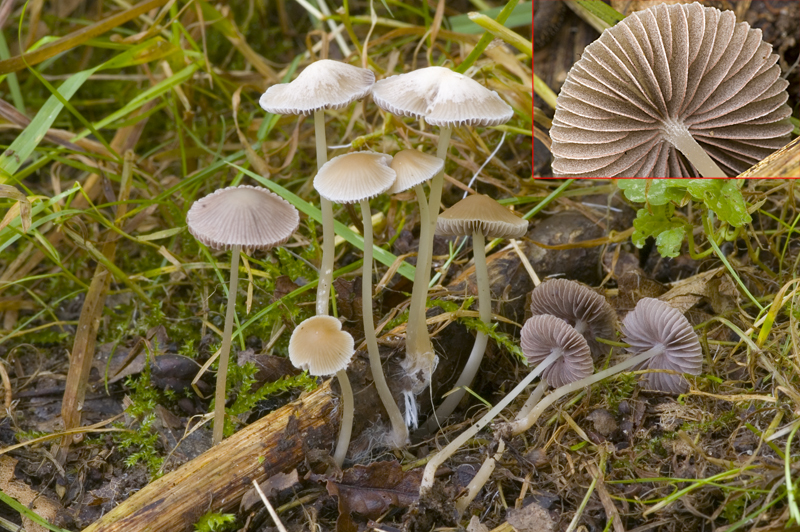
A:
[
  {"left": 738, "top": 136, "right": 799, "bottom": 178},
  {"left": 81, "top": 381, "right": 337, "bottom": 532}
]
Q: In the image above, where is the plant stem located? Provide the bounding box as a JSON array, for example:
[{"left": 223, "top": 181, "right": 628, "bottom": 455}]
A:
[
  {"left": 314, "top": 109, "right": 335, "bottom": 316},
  {"left": 426, "top": 230, "right": 491, "bottom": 428},
  {"left": 332, "top": 368, "right": 354, "bottom": 467},
  {"left": 360, "top": 199, "right": 409, "bottom": 448},
  {"left": 420, "top": 349, "right": 561, "bottom": 493},
  {"left": 213, "top": 244, "right": 240, "bottom": 445},
  {"left": 661, "top": 119, "right": 726, "bottom": 177}
]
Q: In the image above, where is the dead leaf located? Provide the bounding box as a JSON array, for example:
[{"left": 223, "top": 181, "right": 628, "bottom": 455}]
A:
[
  {"left": 0, "top": 456, "right": 66, "bottom": 531},
  {"left": 326, "top": 461, "right": 422, "bottom": 532},
  {"left": 506, "top": 501, "right": 555, "bottom": 532},
  {"left": 240, "top": 469, "right": 300, "bottom": 513},
  {"left": 660, "top": 267, "right": 739, "bottom": 314}
]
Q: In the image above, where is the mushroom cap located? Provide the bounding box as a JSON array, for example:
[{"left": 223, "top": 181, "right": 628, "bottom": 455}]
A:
[
  {"left": 259, "top": 59, "right": 375, "bottom": 116},
  {"left": 620, "top": 297, "right": 702, "bottom": 393},
  {"left": 529, "top": 279, "right": 617, "bottom": 359},
  {"left": 288, "top": 315, "right": 355, "bottom": 376},
  {"left": 313, "top": 152, "right": 396, "bottom": 204},
  {"left": 550, "top": 2, "right": 793, "bottom": 177},
  {"left": 435, "top": 194, "right": 528, "bottom": 239},
  {"left": 388, "top": 149, "right": 444, "bottom": 194},
  {"left": 371, "top": 66, "right": 514, "bottom": 128},
  {"left": 521, "top": 315, "right": 594, "bottom": 388},
  {"left": 186, "top": 186, "right": 299, "bottom": 252}
]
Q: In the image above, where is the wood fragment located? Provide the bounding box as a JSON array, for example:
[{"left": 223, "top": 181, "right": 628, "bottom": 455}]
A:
[
  {"left": 738, "top": 137, "right": 800, "bottom": 178},
  {"left": 81, "top": 381, "right": 337, "bottom": 532}
]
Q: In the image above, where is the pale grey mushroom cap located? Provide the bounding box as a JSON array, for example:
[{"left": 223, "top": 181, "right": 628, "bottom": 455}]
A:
[
  {"left": 521, "top": 315, "right": 594, "bottom": 388},
  {"left": 288, "top": 315, "right": 355, "bottom": 376},
  {"left": 436, "top": 194, "right": 527, "bottom": 239},
  {"left": 550, "top": 2, "right": 793, "bottom": 177},
  {"left": 529, "top": 279, "right": 617, "bottom": 359},
  {"left": 259, "top": 59, "right": 375, "bottom": 116},
  {"left": 313, "top": 152, "right": 396, "bottom": 204},
  {"left": 186, "top": 186, "right": 299, "bottom": 253},
  {"left": 372, "top": 66, "right": 514, "bottom": 128},
  {"left": 388, "top": 149, "right": 443, "bottom": 194},
  {"left": 621, "top": 297, "right": 702, "bottom": 394}
]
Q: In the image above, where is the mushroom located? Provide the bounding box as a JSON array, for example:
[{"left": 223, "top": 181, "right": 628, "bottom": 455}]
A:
[
  {"left": 620, "top": 297, "right": 702, "bottom": 393},
  {"left": 550, "top": 2, "right": 793, "bottom": 177},
  {"left": 288, "top": 315, "right": 355, "bottom": 467},
  {"left": 507, "top": 297, "right": 703, "bottom": 436},
  {"left": 259, "top": 60, "right": 375, "bottom": 317},
  {"left": 528, "top": 279, "right": 617, "bottom": 359},
  {"left": 424, "top": 194, "right": 528, "bottom": 427},
  {"left": 313, "top": 152, "right": 409, "bottom": 448},
  {"left": 420, "top": 315, "right": 592, "bottom": 493},
  {"left": 186, "top": 185, "right": 299, "bottom": 445},
  {"left": 371, "top": 66, "right": 514, "bottom": 389}
]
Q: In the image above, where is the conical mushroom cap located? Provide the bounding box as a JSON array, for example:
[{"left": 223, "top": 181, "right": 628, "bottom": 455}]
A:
[
  {"left": 521, "top": 315, "right": 594, "bottom": 388},
  {"left": 436, "top": 194, "right": 527, "bottom": 239},
  {"left": 388, "top": 149, "right": 443, "bottom": 194},
  {"left": 186, "top": 186, "right": 299, "bottom": 252},
  {"left": 313, "top": 152, "right": 396, "bottom": 204},
  {"left": 621, "top": 298, "right": 702, "bottom": 393},
  {"left": 550, "top": 2, "right": 792, "bottom": 177},
  {"left": 529, "top": 279, "right": 617, "bottom": 359},
  {"left": 288, "top": 315, "right": 355, "bottom": 376},
  {"left": 372, "top": 66, "right": 514, "bottom": 128},
  {"left": 259, "top": 59, "right": 375, "bottom": 116}
]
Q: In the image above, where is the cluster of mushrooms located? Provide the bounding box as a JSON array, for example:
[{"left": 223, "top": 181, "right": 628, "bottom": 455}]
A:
[{"left": 186, "top": 59, "right": 524, "bottom": 464}]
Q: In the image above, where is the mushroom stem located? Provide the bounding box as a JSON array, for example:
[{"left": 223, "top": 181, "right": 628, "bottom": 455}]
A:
[
  {"left": 420, "top": 349, "right": 562, "bottom": 494},
  {"left": 513, "top": 379, "right": 548, "bottom": 422},
  {"left": 425, "top": 229, "right": 491, "bottom": 429},
  {"left": 213, "top": 244, "right": 241, "bottom": 445},
  {"left": 661, "top": 119, "right": 727, "bottom": 178},
  {"left": 455, "top": 439, "right": 505, "bottom": 516},
  {"left": 314, "top": 109, "right": 336, "bottom": 316},
  {"left": 332, "top": 367, "right": 355, "bottom": 467},
  {"left": 403, "top": 128, "right": 453, "bottom": 386},
  {"left": 404, "top": 184, "right": 434, "bottom": 385},
  {"left": 509, "top": 344, "right": 666, "bottom": 436},
  {"left": 360, "top": 199, "right": 409, "bottom": 448}
]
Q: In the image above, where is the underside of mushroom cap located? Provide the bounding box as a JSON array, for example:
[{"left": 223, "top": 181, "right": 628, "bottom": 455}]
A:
[
  {"left": 621, "top": 297, "right": 702, "bottom": 394},
  {"left": 372, "top": 66, "right": 514, "bottom": 128},
  {"left": 259, "top": 59, "right": 375, "bottom": 116},
  {"left": 436, "top": 194, "right": 528, "bottom": 239},
  {"left": 186, "top": 186, "right": 299, "bottom": 253},
  {"left": 388, "top": 149, "right": 443, "bottom": 194},
  {"left": 314, "top": 152, "right": 396, "bottom": 204},
  {"left": 550, "top": 2, "right": 793, "bottom": 177},
  {"left": 288, "top": 315, "right": 355, "bottom": 376},
  {"left": 529, "top": 279, "right": 617, "bottom": 359},
  {"left": 521, "top": 315, "right": 594, "bottom": 388}
]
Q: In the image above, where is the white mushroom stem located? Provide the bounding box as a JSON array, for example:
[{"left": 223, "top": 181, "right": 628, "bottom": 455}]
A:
[
  {"left": 213, "top": 244, "right": 241, "bottom": 445},
  {"left": 314, "top": 109, "right": 336, "bottom": 316},
  {"left": 332, "top": 367, "right": 355, "bottom": 467},
  {"left": 420, "top": 349, "right": 562, "bottom": 494},
  {"left": 403, "top": 127, "right": 453, "bottom": 386},
  {"left": 455, "top": 439, "right": 505, "bottom": 516},
  {"left": 661, "top": 119, "right": 727, "bottom": 178},
  {"left": 509, "top": 344, "right": 666, "bottom": 436},
  {"left": 425, "top": 229, "right": 491, "bottom": 429},
  {"left": 512, "top": 378, "right": 548, "bottom": 423},
  {"left": 360, "top": 199, "right": 409, "bottom": 448}
]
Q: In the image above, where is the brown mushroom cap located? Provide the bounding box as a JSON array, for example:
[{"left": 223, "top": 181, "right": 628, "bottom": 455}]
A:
[
  {"left": 313, "top": 152, "right": 396, "bottom": 204},
  {"left": 388, "top": 149, "right": 444, "bottom": 194},
  {"left": 521, "top": 315, "right": 594, "bottom": 388},
  {"left": 186, "top": 186, "right": 299, "bottom": 252},
  {"left": 620, "top": 297, "right": 702, "bottom": 393},
  {"left": 288, "top": 315, "right": 355, "bottom": 376},
  {"left": 551, "top": 2, "right": 792, "bottom": 177},
  {"left": 371, "top": 66, "right": 514, "bottom": 128},
  {"left": 259, "top": 59, "right": 375, "bottom": 116},
  {"left": 529, "top": 279, "right": 617, "bottom": 359},
  {"left": 435, "top": 194, "right": 528, "bottom": 239}
]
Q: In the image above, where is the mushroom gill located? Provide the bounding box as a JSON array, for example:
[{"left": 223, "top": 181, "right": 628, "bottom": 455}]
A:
[{"left": 550, "top": 2, "right": 793, "bottom": 178}]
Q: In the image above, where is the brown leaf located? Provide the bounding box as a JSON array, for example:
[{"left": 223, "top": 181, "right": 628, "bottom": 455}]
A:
[{"left": 326, "top": 461, "right": 422, "bottom": 532}]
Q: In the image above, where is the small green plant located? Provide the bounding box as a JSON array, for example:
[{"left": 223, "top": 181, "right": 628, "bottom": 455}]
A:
[
  {"left": 194, "top": 511, "right": 237, "bottom": 532},
  {"left": 618, "top": 179, "right": 751, "bottom": 258}
]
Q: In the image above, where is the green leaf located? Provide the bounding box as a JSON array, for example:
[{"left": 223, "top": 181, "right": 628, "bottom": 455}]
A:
[
  {"left": 685, "top": 179, "right": 751, "bottom": 227},
  {"left": 617, "top": 179, "right": 687, "bottom": 206},
  {"left": 655, "top": 226, "right": 686, "bottom": 258},
  {"left": 631, "top": 206, "right": 686, "bottom": 257}
]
